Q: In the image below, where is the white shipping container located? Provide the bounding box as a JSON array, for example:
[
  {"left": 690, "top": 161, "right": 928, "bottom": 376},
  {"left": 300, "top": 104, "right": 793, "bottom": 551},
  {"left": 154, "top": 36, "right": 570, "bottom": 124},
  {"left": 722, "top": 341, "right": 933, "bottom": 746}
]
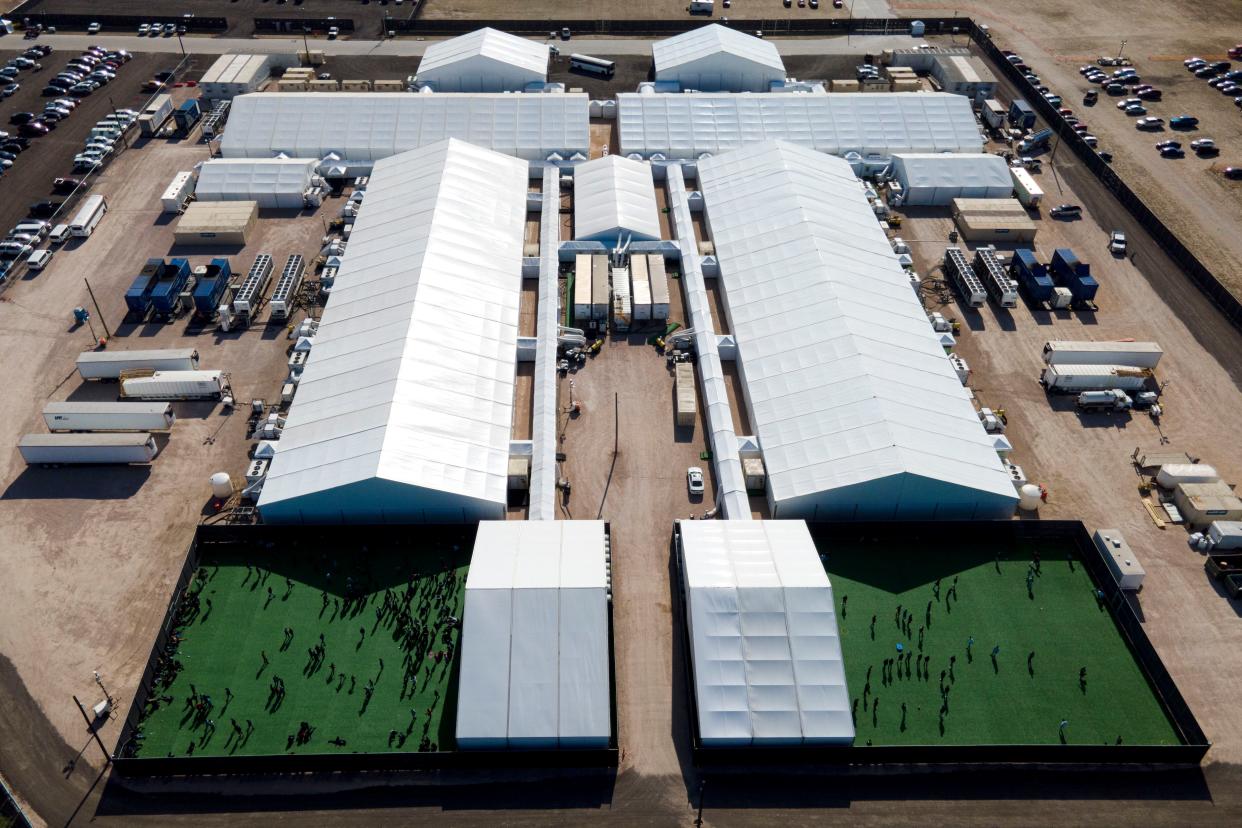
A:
[
  {"left": 18, "top": 433, "right": 159, "bottom": 465},
  {"left": 630, "top": 254, "right": 652, "bottom": 322},
  {"left": 675, "top": 361, "right": 696, "bottom": 427},
  {"left": 1156, "top": 463, "right": 1220, "bottom": 490},
  {"left": 1041, "top": 340, "right": 1163, "bottom": 369},
  {"left": 140, "top": 94, "right": 173, "bottom": 136},
  {"left": 43, "top": 401, "right": 175, "bottom": 432},
  {"left": 122, "top": 370, "right": 225, "bottom": 400},
  {"left": 1208, "top": 521, "right": 1242, "bottom": 550},
  {"left": 76, "top": 348, "right": 200, "bottom": 380},
  {"left": 573, "top": 253, "right": 593, "bottom": 323},
  {"left": 647, "top": 254, "right": 670, "bottom": 320},
  {"left": 1041, "top": 364, "right": 1151, "bottom": 393},
  {"left": 611, "top": 265, "right": 632, "bottom": 331},
  {"left": 161, "top": 171, "right": 196, "bottom": 213},
  {"left": 982, "top": 99, "right": 1006, "bottom": 130},
  {"left": 591, "top": 255, "right": 610, "bottom": 321}
]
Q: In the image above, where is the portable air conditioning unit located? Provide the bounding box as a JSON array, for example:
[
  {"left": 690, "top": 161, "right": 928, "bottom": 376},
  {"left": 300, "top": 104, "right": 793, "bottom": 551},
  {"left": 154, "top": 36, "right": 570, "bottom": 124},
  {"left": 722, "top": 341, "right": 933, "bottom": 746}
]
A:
[{"left": 245, "top": 459, "right": 270, "bottom": 483}]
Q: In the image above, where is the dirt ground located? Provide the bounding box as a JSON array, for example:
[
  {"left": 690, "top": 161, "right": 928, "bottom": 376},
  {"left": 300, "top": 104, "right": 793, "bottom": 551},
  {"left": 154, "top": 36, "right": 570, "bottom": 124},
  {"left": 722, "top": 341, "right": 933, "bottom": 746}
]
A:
[{"left": 420, "top": 0, "right": 852, "bottom": 21}]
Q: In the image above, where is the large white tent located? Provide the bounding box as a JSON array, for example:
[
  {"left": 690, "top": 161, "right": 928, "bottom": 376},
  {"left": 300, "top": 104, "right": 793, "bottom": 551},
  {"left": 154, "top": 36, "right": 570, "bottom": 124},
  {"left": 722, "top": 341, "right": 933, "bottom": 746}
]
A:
[
  {"left": 653, "top": 25, "right": 786, "bottom": 92},
  {"left": 618, "top": 93, "right": 983, "bottom": 159},
  {"left": 195, "top": 158, "right": 318, "bottom": 209},
  {"left": 573, "top": 155, "right": 660, "bottom": 243},
  {"left": 890, "top": 153, "right": 1013, "bottom": 206},
  {"left": 220, "top": 93, "right": 590, "bottom": 162},
  {"left": 679, "top": 519, "right": 853, "bottom": 747},
  {"left": 415, "top": 28, "right": 549, "bottom": 92},
  {"left": 698, "top": 141, "right": 1018, "bottom": 520},
  {"left": 456, "top": 521, "right": 611, "bottom": 749},
  {"left": 257, "top": 138, "right": 529, "bottom": 524}
]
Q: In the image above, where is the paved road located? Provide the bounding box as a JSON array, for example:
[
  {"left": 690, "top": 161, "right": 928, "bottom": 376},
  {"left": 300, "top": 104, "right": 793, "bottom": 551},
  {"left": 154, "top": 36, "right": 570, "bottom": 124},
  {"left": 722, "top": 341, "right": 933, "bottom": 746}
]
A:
[{"left": 18, "top": 31, "right": 926, "bottom": 57}]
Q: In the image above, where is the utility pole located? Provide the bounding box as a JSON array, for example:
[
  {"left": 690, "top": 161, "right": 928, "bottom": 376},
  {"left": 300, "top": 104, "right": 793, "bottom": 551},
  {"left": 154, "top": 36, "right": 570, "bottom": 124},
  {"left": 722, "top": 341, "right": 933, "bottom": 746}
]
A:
[
  {"left": 302, "top": 27, "right": 310, "bottom": 62},
  {"left": 176, "top": 32, "right": 185, "bottom": 56},
  {"left": 1118, "top": 39, "right": 1127, "bottom": 60},
  {"left": 84, "top": 277, "right": 111, "bottom": 340},
  {"left": 72, "top": 695, "right": 111, "bottom": 763}
]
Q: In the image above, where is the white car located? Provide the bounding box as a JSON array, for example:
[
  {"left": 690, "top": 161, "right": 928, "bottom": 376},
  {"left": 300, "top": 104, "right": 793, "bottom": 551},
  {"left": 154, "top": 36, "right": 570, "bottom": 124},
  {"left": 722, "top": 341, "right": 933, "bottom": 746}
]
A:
[
  {"left": 687, "top": 467, "right": 705, "bottom": 495},
  {"left": 138, "top": 24, "right": 150, "bottom": 36},
  {"left": 1081, "top": 134, "right": 1099, "bottom": 147},
  {"left": 1191, "top": 138, "right": 1216, "bottom": 150},
  {"left": 1135, "top": 116, "right": 1164, "bottom": 129},
  {"left": 328, "top": 27, "right": 340, "bottom": 39},
  {"left": 1109, "top": 230, "right": 1126, "bottom": 254},
  {"left": 87, "top": 22, "right": 101, "bottom": 34}
]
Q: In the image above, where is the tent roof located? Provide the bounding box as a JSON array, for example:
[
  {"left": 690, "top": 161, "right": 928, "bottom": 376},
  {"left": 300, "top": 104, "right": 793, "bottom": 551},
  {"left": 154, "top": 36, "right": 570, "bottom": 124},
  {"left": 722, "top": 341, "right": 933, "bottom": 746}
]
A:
[
  {"left": 618, "top": 92, "right": 983, "bottom": 158},
  {"left": 258, "top": 138, "right": 529, "bottom": 516},
  {"left": 653, "top": 24, "right": 785, "bottom": 74},
  {"left": 417, "top": 27, "right": 549, "bottom": 78},
  {"left": 891, "top": 153, "right": 1013, "bottom": 192},
  {"left": 680, "top": 520, "right": 853, "bottom": 745},
  {"left": 573, "top": 154, "right": 661, "bottom": 241},
  {"left": 196, "top": 157, "right": 318, "bottom": 198},
  {"left": 696, "top": 141, "right": 1017, "bottom": 507}
]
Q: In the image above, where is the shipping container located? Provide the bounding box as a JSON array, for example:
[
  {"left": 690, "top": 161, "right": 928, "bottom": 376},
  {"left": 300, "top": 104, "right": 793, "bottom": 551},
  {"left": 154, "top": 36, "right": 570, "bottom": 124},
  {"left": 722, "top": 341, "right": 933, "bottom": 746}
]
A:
[
  {"left": 982, "top": 99, "right": 1006, "bottom": 129},
  {"left": 743, "top": 457, "right": 767, "bottom": 492},
  {"left": 630, "top": 254, "right": 652, "bottom": 322},
  {"left": 76, "top": 348, "right": 199, "bottom": 380},
  {"left": 1040, "top": 363, "right": 1152, "bottom": 393},
  {"left": 139, "top": 93, "right": 173, "bottom": 136},
  {"left": 611, "top": 265, "right": 632, "bottom": 332},
  {"left": 121, "top": 370, "right": 226, "bottom": 401},
  {"left": 1041, "top": 340, "right": 1163, "bottom": 368},
  {"left": 18, "top": 432, "right": 159, "bottom": 465},
  {"left": 1208, "top": 521, "right": 1242, "bottom": 550},
  {"left": 573, "top": 253, "right": 593, "bottom": 324},
  {"left": 68, "top": 194, "right": 107, "bottom": 237},
  {"left": 1050, "top": 248, "right": 1099, "bottom": 304},
  {"left": 173, "top": 98, "right": 202, "bottom": 134},
  {"left": 590, "top": 255, "right": 610, "bottom": 321},
  {"left": 944, "top": 247, "right": 986, "bottom": 307},
  {"left": 1008, "top": 99, "right": 1036, "bottom": 128},
  {"left": 193, "top": 258, "right": 232, "bottom": 317},
  {"left": 161, "top": 171, "right": 196, "bottom": 213},
  {"left": 675, "top": 361, "right": 697, "bottom": 427},
  {"left": 1009, "top": 166, "right": 1043, "bottom": 207},
  {"left": 43, "top": 401, "right": 175, "bottom": 432},
  {"left": 1009, "top": 249, "right": 1054, "bottom": 303},
  {"left": 647, "top": 254, "right": 670, "bottom": 320}
]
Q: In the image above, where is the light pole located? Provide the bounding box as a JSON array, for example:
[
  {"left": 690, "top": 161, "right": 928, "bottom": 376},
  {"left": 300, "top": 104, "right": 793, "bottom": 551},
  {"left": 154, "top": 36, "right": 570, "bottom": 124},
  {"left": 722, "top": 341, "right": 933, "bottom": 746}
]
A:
[
  {"left": 302, "top": 27, "right": 310, "bottom": 62},
  {"left": 176, "top": 32, "right": 185, "bottom": 56},
  {"left": 1118, "top": 39, "right": 1127, "bottom": 60},
  {"left": 94, "top": 670, "right": 114, "bottom": 707}
]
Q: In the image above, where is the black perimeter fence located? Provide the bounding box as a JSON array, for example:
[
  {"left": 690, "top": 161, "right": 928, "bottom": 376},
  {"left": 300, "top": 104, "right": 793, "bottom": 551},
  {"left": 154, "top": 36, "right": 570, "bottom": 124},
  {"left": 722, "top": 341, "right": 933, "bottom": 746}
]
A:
[
  {"left": 674, "top": 520, "right": 1209, "bottom": 767},
  {"left": 110, "top": 523, "right": 619, "bottom": 777}
]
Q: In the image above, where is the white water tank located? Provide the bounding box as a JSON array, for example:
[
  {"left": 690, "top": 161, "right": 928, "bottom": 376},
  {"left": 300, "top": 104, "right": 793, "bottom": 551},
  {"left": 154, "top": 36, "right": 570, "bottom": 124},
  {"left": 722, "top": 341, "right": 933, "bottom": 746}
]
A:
[
  {"left": 910, "top": 20, "right": 926, "bottom": 37},
  {"left": 1017, "top": 483, "right": 1042, "bottom": 511},
  {"left": 210, "top": 472, "right": 233, "bottom": 499}
]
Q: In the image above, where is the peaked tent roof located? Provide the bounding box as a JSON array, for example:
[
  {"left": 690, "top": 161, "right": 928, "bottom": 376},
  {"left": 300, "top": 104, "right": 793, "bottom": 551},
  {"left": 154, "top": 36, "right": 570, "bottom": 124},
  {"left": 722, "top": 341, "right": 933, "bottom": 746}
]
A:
[
  {"left": 696, "top": 141, "right": 1017, "bottom": 511},
  {"left": 573, "top": 154, "right": 661, "bottom": 241},
  {"left": 891, "top": 153, "right": 1013, "bottom": 192},
  {"left": 416, "top": 27, "right": 549, "bottom": 79},
  {"left": 653, "top": 24, "right": 785, "bottom": 74}
]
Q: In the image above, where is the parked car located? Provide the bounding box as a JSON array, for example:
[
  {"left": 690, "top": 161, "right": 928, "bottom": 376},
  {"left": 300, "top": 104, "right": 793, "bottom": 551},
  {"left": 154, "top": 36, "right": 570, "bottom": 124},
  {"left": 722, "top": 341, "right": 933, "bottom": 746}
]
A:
[
  {"left": 1081, "top": 134, "right": 1098, "bottom": 147},
  {"left": 1155, "top": 140, "right": 1181, "bottom": 149},
  {"left": 686, "top": 467, "right": 705, "bottom": 495},
  {"left": 1224, "top": 167, "right": 1242, "bottom": 180},
  {"left": 1117, "top": 97, "right": 1141, "bottom": 109},
  {"left": 87, "top": 22, "right": 101, "bottom": 34},
  {"left": 8, "top": 112, "right": 36, "bottom": 125},
  {"left": 327, "top": 26, "right": 340, "bottom": 39},
  {"left": 163, "top": 23, "right": 177, "bottom": 36},
  {"left": 26, "top": 249, "right": 53, "bottom": 270},
  {"left": 1159, "top": 145, "right": 1185, "bottom": 158},
  {"left": 1170, "top": 115, "right": 1199, "bottom": 129},
  {"left": 1185, "top": 56, "right": 1206, "bottom": 67},
  {"left": 1124, "top": 104, "right": 1147, "bottom": 116},
  {"left": 1208, "top": 76, "right": 1232, "bottom": 88},
  {"left": 1109, "top": 231, "right": 1126, "bottom": 255},
  {"left": 138, "top": 24, "right": 150, "bottom": 36},
  {"left": 1, "top": 84, "right": 18, "bottom": 98},
  {"left": 19, "top": 121, "right": 50, "bottom": 137},
  {"left": 1210, "top": 61, "right": 1231, "bottom": 73},
  {"left": 1084, "top": 89, "right": 1099, "bottom": 105},
  {"left": 1194, "top": 66, "right": 1217, "bottom": 78},
  {"left": 1050, "top": 204, "right": 1083, "bottom": 219},
  {"left": 52, "top": 177, "right": 81, "bottom": 193},
  {"left": 28, "top": 200, "right": 62, "bottom": 218},
  {"left": 1136, "top": 116, "right": 1164, "bottom": 129},
  {"left": 1136, "top": 88, "right": 1162, "bottom": 100}
]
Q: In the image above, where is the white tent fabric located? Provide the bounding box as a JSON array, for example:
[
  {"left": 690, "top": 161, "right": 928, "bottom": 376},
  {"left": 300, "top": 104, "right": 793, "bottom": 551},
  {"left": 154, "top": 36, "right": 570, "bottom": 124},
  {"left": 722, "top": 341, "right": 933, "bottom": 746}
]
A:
[
  {"left": 416, "top": 28, "right": 549, "bottom": 92},
  {"left": 890, "top": 153, "right": 1013, "bottom": 205},
  {"left": 456, "top": 521, "right": 611, "bottom": 749},
  {"left": 697, "top": 141, "right": 1018, "bottom": 520},
  {"left": 618, "top": 93, "right": 983, "bottom": 159},
  {"left": 653, "top": 25, "right": 785, "bottom": 92},
  {"left": 573, "top": 155, "right": 661, "bottom": 242},
  {"left": 258, "top": 139, "right": 529, "bottom": 524},
  {"left": 529, "top": 166, "right": 562, "bottom": 520},
  {"left": 195, "top": 158, "right": 318, "bottom": 209},
  {"left": 221, "top": 93, "right": 590, "bottom": 162},
  {"left": 680, "top": 520, "right": 852, "bottom": 746}
]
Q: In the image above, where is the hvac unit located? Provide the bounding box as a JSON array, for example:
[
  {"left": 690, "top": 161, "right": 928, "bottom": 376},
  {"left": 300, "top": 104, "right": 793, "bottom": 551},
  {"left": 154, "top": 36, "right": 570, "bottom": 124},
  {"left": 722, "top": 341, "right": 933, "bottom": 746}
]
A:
[
  {"left": 507, "top": 457, "right": 531, "bottom": 490},
  {"left": 269, "top": 254, "right": 305, "bottom": 321},
  {"left": 232, "top": 252, "right": 274, "bottom": 319},
  {"left": 245, "top": 459, "right": 270, "bottom": 483}
]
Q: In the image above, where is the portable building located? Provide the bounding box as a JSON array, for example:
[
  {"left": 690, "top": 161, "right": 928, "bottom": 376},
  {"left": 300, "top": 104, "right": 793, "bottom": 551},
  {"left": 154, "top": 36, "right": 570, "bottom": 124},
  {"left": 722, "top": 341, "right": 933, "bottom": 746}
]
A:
[
  {"left": 1093, "top": 529, "right": 1145, "bottom": 591},
  {"left": 618, "top": 92, "right": 982, "bottom": 159},
  {"left": 1175, "top": 482, "right": 1242, "bottom": 529},
  {"left": 679, "top": 520, "right": 853, "bottom": 746},
  {"left": 200, "top": 54, "right": 278, "bottom": 100},
  {"left": 1041, "top": 340, "right": 1163, "bottom": 369},
  {"left": 1009, "top": 166, "right": 1043, "bottom": 208},
  {"left": 697, "top": 141, "right": 1017, "bottom": 520},
  {"left": 890, "top": 153, "right": 1012, "bottom": 205},
  {"left": 982, "top": 99, "right": 1006, "bottom": 129},
  {"left": 929, "top": 54, "right": 998, "bottom": 98},
  {"left": 630, "top": 253, "right": 652, "bottom": 322},
  {"left": 590, "top": 255, "right": 610, "bottom": 321},
  {"left": 43, "top": 401, "right": 175, "bottom": 432},
  {"left": 160, "top": 171, "right": 196, "bottom": 213},
  {"left": 652, "top": 25, "right": 785, "bottom": 92},
  {"left": 174, "top": 201, "right": 258, "bottom": 245},
  {"left": 573, "top": 253, "right": 593, "bottom": 324},
  {"left": 456, "top": 521, "right": 611, "bottom": 749},
  {"left": 1208, "top": 521, "right": 1242, "bottom": 550},
  {"left": 573, "top": 155, "right": 660, "bottom": 243},
  {"left": 647, "top": 254, "right": 670, "bottom": 320},
  {"left": 415, "top": 28, "right": 549, "bottom": 92},
  {"left": 951, "top": 197, "right": 1037, "bottom": 243},
  {"left": 195, "top": 158, "right": 318, "bottom": 209},
  {"left": 221, "top": 93, "right": 590, "bottom": 162},
  {"left": 258, "top": 139, "right": 529, "bottom": 524},
  {"left": 1155, "top": 464, "right": 1220, "bottom": 489},
  {"left": 675, "top": 362, "right": 696, "bottom": 427},
  {"left": 1040, "top": 364, "right": 1151, "bottom": 393}
]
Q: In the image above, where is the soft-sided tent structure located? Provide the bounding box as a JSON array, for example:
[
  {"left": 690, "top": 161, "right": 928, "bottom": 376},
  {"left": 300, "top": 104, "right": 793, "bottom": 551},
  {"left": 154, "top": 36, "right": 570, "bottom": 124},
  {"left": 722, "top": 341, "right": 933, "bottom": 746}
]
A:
[
  {"left": 195, "top": 158, "right": 318, "bottom": 209},
  {"left": 890, "top": 153, "right": 1013, "bottom": 205},
  {"left": 415, "top": 27, "right": 549, "bottom": 92},
  {"left": 573, "top": 155, "right": 660, "bottom": 243},
  {"left": 653, "top": 25, "right": 785, "bottom": 92}
]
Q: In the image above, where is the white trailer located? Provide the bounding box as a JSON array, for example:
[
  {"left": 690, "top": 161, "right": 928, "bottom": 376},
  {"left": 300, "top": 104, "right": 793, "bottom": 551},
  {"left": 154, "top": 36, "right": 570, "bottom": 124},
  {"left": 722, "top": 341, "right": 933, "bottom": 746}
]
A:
[
  {"left": 76, "top": 348, "right": 200, "bottom": 380},
  {"left": 139, "top": 93, "right": 173, "bottom": 136},
  {"left": 611, "top": 265, "right": 632, "bottom": 331},
  {"left": 1041, "top": 364, "right": 1152, "bottom": 393},
  {"left": 1093, "top": 529, "right": 1145, "bottom": 591},
  {"left": 1010, "top": 167, "right": 1043, "bottom": 208},
  {"left": 68, "top": 194, "right": 108, "bottom": 238},
  {"left": 161, "top": 171, "right": 196, "bottom": 214},
  {"left": 630, "top": 254, "right": 652, "bottom": 322},
  {"left": 1041, "top": 340, "right": 1163, "bottom": 369},
  {"left": 122, "top": 370, "right": 226, "bottom": 401},
  {"left": 982, "top": 99, "right": 1007, "bottom": 130},
  {"left": 573, "top": 253, "right": 593, "bottom": 324},
  {"left": 43, "top": 401, "right": 175, "bottom": 432},
  {"left": 1208, "top": 521, "right": 1242, "bottom": 550},
  {"left": 591, "top": 255, "right": 610, "bottom": 322},
  {"left": 675, "top": 362, "right": 697, "bottom": 427},
  {"left": 18, "top": 433, "right": 159, "bottom": 465},
  {"left": 647, "top": 254, "right": 670, "bottom": 320}
]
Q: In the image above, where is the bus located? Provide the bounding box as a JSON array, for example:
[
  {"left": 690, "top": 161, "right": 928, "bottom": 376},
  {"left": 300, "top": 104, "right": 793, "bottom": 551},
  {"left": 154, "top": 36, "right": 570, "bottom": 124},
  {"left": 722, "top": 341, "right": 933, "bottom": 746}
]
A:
[
  {"left": 569, "top": 54, "right": 616, "bottom": 79},
  {"left": 68, "top": 194, "right": 108, "bottom": 238}
]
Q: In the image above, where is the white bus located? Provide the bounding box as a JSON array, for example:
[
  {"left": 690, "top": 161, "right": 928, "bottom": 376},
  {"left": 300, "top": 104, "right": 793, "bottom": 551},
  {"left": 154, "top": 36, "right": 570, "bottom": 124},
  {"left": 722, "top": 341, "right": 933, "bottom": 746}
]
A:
[
  {"left": 68, "top": 194, "right": 108, "bottom": 238},
  {"left": 569, "top": 53, "right": 616, "bottom": 79}
]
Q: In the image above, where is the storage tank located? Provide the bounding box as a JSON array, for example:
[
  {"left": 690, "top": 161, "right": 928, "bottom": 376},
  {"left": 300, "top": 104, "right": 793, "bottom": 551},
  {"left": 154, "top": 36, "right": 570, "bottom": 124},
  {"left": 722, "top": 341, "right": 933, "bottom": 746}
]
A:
[
  {"left": 1017, "top": 483, "right": 1042, "bottom": 511},
  {"left": 1156, "top": 464, "right": 1220, "bottom": 489},
  {"left": 210, "top": 472, "right": 233, "bottom": 499}
]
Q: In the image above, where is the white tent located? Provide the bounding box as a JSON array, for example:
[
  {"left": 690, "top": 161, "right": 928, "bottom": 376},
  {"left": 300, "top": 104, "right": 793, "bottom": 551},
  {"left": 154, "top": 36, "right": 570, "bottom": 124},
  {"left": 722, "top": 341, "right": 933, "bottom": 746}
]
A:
[
  {"left": 195, "top": 158, "right": 318, "bottom": 209},
  {"left": 415, "top": 28, "right": 549, "bottom": 92},
  {"left": 890, "top": 153, "right": 1013, "bottom": 205},
  {"left": 257, "top": 138, "right": 529, "bottom": 524},
  {"left": 653, "top": 25, "right": 785, "bottom": 92},
  {"left": 456, "top": 521, "right": 611, "bottom": 749},
  {"left": 573, "top": 155, "right": 660, "bottom": 242},
  {"left": 220, "top": 93, "right": 590, "bottom": 162},
  {"left": 697, "top": 141, "right": 1018, "bottom": 520},
  {"left": 680, "top": 520, "right": 853, "bottom": 747},
  {"left": 618, "top": 93, "right": 983, "bottom": 159}
]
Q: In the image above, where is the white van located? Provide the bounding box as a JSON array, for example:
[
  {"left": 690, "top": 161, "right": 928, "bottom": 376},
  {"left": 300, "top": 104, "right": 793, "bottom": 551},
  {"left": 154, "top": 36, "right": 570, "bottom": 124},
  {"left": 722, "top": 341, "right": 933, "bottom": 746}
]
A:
[
  {"left": 26, "top": 249, "right": 53, "bottom": 270},
  {"left": 48, "top": 224, "right": 71, "bottom": 244},
  {"left": 12, "top": 221, "right": 48, "bottom": 240}
]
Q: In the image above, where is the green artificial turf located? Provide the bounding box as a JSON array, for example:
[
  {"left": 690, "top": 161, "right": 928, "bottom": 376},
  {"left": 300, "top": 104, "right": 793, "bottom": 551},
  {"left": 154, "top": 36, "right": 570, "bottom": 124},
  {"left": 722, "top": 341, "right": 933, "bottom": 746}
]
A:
[
  {"left": 817, "top": 534, "right": 1181, "bottom": 747},
  {"left": 133, "top": 536, "right": 472, "bottom": 757}
]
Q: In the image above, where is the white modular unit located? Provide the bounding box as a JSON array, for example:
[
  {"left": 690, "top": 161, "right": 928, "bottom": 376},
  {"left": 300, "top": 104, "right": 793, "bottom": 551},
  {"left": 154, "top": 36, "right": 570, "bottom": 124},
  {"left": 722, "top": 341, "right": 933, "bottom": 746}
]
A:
[
  {"left": 76, "top": 348, "right": 199, "bottom": 380},
  {"left": 200, "top": 54, "right": 276, "bottom": 100},
  {"left": 18, "top": 433, "right": 158, "bottom": 465},
  {"left": 647, "top": 254, "right": 670, "bottom": 320},
  {"left": 1208, "top": 521, "right": 1242, "bottom": 550},
  {"left": 122, "top": 370, "right": 226, "bottom": 400},
  {"left": 1041, "top": 340, "right": 1163, "bottom": 369},
  {"left": 1094, "top": 529, "right": 1146, "bottom": 591},
  {"left": 982, "top": 99, "right": 1006, "bottom": 129},
  {"left": 630, "top": 254, "right": 652, "bottom": 322},
  {"left": 573, "top": 253, "right": 594, "bottom": 324},
  {"left": 591, "top": 255, "right": 610, "bottom": 321},
  {"left": 1040, "top": 364, "right": 1151, "bottom": 393},
  {"left": 652, "top": 24, "right": 785, "bottom": 92},
  {"left": 268, "top": 254, "right": 305, "bottom": 321},
  {"left": 611, "top": 265, "right": 631, "bottom": 331},
  {"left": 160, "top": 171, "right": 196, "bottom": 214},
  {"left": 68, "top": 194, "right": 107, "bottom": 237},
  {"left": 675, "top": 361, "right": 696, "bottom": 427},
  {"left": 139, "top": 94, "right": 173, "bottom": 136},
  {"left": 1155, "top": 464, "right": 1220, "bottom": 489},
  {"left": 1010, "top": 166, "right": 1043, "bottom": 208},
  {"left": 43, "top": 401, "right": 175, "bottom": 432},
  {"left": 415, "top": 28, "right": 549, "bottom": 92}
]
